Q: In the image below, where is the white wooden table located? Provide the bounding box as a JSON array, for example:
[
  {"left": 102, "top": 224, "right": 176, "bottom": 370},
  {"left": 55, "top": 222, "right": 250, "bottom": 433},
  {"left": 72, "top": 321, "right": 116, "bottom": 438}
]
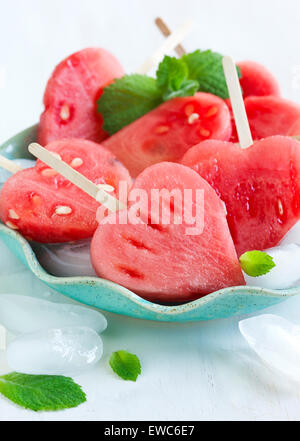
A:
[{"left": 1, "top": 0, "right": 300, "bottom": 421}]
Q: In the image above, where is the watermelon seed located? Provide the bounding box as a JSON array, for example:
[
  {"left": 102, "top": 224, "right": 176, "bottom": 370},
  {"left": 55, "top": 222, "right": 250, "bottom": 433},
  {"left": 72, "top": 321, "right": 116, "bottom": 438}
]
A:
[
  {"left": 188, "top": 113, "right": 200, "bottom": 124},
  {"left": 41, "top": 168, "right": 58, "bottom": 177},
  {"left": 199, "top": 128, "right": 211, "bottom": 137},
  {"left": 5, "top": 221, "right": 18, "bottom": 230},
  {"left": 55, "top": 205, "right": 72, "bottom": 215},
  {"left": 59, "top": 104, "right": 71, "bottom": 121},
  {"left": 70, "top": 157, "right": 83, "bottom": 168},
  {"left": 205, "top": 106, "right": 218, "bottom": 117},
  {"left": 122, "top": 235, "right": 152, "bottom": 252},
  {"left": 117, "top": 265, "right": 145, "bottom": 279},
  {"left": 155, "top": 125, "right": 169, "bottom": 134},
  {"left": 8, "top": 209, "right": 19, "bottom": 220},
  {"left": 31, "top": 194, "right": 42, "bottom": 206},
  {"left": 184, "top": 104, "right": 194, "bottom": 116},
  {"left": 278, "top": 199, "right": 284, "bottom": 216}
]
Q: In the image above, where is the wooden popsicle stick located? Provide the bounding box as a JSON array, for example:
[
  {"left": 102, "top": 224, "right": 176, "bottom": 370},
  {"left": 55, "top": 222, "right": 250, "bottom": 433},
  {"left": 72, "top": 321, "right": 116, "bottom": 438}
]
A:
[
  {"left": 28, "top": 143, "right": 125, "bottom": 213},
  {"left": 0, "top": 154, "right": 23, "bottom": 174},
  {"left": 136, "top": 19, "right": 193, "bottom": 74},
  {"left": 155, "top": 18, "right": 186, "bottom": 57},
  {"left": 222, "top": 56, "right": 253, "bottom": 149}
]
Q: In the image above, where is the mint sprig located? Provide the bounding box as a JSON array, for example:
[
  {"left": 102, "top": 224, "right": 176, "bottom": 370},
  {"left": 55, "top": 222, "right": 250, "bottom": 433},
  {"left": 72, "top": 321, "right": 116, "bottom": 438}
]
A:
[
  {"left": 240, "top": 250, "right": 276, "bottom": 277},
  {"left": 0, "top": 372, "right": 86, "bottom": 411},
  {"left": 98, "top": 49, "right": 241, "bottom": 135},
  {"left": 109, "top": 350, "right": 141, "bottom": 382}
]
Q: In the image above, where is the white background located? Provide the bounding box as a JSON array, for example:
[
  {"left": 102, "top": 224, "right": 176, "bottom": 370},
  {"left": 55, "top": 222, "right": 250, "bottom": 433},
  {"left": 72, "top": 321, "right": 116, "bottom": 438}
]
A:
[{"left": 1, "top": 0, "right": 300, "bottom": 421}]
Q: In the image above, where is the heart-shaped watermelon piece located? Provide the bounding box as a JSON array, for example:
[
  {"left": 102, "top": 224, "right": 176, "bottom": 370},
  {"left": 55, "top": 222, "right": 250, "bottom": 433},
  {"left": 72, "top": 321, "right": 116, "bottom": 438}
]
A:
[
  {"left": 0, "top": 139, "right": 131, "bottom": 243},
  {"left": 103, "top": 92, "right": 232, "bottom": 177},
  {"left": 91, "top": 162, "right": 245, "bottom": 303},
  {"left": 181, "top": 136, "right": 300, "bottom": 256},
  {"left": 38, "top": 48, "right": 124, "bottom": 145}
]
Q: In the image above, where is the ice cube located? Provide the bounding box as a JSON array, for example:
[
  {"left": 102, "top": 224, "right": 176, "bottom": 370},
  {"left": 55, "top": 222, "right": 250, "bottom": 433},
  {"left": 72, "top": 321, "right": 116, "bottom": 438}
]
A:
[
  {"left": 244, "top": 244, "right": 300, "bottom": 290},
  {"left": 31, "top": 239, "right": 97, "bottom": 277},
  {"left": 281, "top": 221, "right": 300, "bottom": 246},
  {"left": 239, "top": 314, "right": 300, "bottom": 383},
  {"left": 0, "top": 159, "right": 35, "bottom": 186},
  {"left": 6, "top": 326, "right": 103, "bottom": 376},
  {"left": 0, "top": 294, "right": 107, "bottom": 334}
]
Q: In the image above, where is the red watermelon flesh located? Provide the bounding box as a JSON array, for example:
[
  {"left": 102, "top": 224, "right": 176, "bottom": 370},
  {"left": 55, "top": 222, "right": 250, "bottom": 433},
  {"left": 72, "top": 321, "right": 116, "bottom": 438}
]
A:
[
  {"left": 238, "top": 61, "right": 280, "bottom": 98},
  {"left": 0, "top": 139, "right": 131, "bottom": 243},
  {"left": 91, "top": 162, "right": 245, "bottom": 303},
  {"left": 227, "top": 96, "right": 300, "bottom": 143},
  {"left": 38, "top": 48, "right": 124, "bottom": 146},
  {"left": 181, "top": 136, "right": 300, "bottom": 256},
  {"left": 245, "top": 96, "right": 300, "bottom": 140},
  {"left": 103, "top": 92, "right": 232, "bottom": 177}
]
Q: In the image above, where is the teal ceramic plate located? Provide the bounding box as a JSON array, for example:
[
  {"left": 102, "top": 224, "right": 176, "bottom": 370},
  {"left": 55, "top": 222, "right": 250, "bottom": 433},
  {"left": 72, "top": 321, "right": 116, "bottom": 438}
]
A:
[{"left": 0, "top": 126, "right": 298, "bottom": 322}]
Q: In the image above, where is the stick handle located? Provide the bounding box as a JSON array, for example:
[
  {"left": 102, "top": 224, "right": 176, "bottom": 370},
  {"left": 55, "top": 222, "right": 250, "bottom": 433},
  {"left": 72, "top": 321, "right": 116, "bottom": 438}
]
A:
[
  {"left": 28, "top": 143, "right": 125, "bottom": 213},
  {"left": 222, "top": 56, "right": 253, "bottom": 149},
  {"left": 136, "top": 19, "right": 193, "bottom": 74},
  {"left": 0, "top": 155, "right": 24, "bottom": 174},
  {"left": 155, "top": 18, "right": 186, "bottom": 57}
]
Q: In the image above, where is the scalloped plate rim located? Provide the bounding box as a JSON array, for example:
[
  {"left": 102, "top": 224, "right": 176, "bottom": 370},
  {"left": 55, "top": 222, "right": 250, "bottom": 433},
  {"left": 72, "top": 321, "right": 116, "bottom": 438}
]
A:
[{"left": 0, "top": 223, "right": 298, "bottom": 318}]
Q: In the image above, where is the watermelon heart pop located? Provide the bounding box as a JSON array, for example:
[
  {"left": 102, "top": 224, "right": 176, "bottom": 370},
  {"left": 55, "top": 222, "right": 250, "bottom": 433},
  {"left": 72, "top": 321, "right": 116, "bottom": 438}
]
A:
[
  {"left": 38, "top": 48, "right": 124, "bottom": 145},
  {"left": 0, "top": 139, "right": 131, "bottom": 243},
  {"left": 90, "top": 162, "right": 245, "bottom": 302},
  {"left": 103, "top": 92, "right": 232, "bottom": 177},
  {"left": 181, "top": 57, "right": 300, "bottom": 256},
  {"left": 38, "top": 22, "right": 193, "bottom": 146}
]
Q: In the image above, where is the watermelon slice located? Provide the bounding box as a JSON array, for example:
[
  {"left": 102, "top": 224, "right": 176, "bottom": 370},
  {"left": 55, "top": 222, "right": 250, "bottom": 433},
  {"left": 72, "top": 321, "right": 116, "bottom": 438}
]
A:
[
  {"left": 38, "top": 48, "right": 124, "bottom": 145},
  {"left": 0, "top": 139, "right": 131, "bottom": 243},
  {"left": 103, "top": 92, "right": 232, "bottom": 177},
  {"left": 181, "top": 136, "right": 300, "bottom": 256},
  {"left": 238, "top": 61, "right": 280, "bottom": 98},
  {"left": 245, "top": 96, "right": 300, "bottom": 140},
  {"left": 91, "top": 162, "right": 244, "bottom": 303}
]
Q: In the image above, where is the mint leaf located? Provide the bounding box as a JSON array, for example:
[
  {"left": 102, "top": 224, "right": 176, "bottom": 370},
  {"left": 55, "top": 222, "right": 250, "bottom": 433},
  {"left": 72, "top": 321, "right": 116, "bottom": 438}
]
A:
[
  {"left": 163, "top": 79, "right": 199, "bottom": 101},
  {"left": 156, "top": 56, "right": 188, "bottom": 92},
  {"left": 109, "top": 350, "right": 141, "bottom": 382},
  {"left": 240, "top": 251, "right": 276, "bottom": 277},
  {"left": 98, "top": 74, "right": 162, "bottom": 135},
  {"left": 0, "top": 372, "right": 86, "bottom": 411},
  {"left": 156, "top": 56, "right": 199, "bottom": 101},
  {"left": 182, "top": 50, "right": 240, "bottom": 99}
]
